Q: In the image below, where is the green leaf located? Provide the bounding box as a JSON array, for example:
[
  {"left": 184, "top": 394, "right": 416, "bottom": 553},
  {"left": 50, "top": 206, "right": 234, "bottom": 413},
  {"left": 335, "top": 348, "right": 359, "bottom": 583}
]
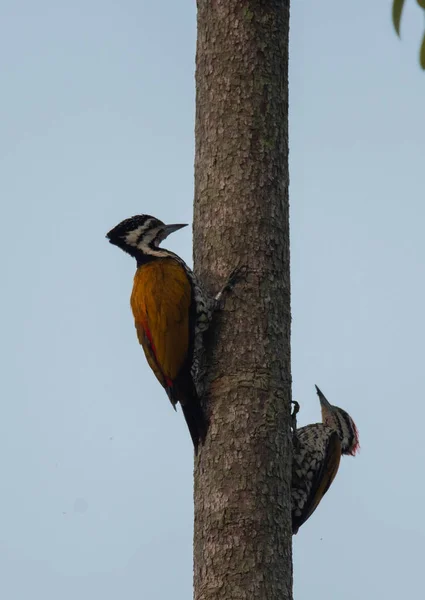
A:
[
  {"left": 420, "top": 32, "right": 425, "bottom": 69},
  {"left": 392, "top": 0, "right": 406, "bottom": 37},
  {"left": 417, "top": 0, "right": 425, "bottom": 10}
]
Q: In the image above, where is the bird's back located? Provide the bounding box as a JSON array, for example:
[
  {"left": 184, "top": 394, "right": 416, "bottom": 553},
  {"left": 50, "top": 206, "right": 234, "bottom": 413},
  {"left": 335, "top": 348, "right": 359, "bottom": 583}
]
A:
[
  {"left": 292, "top": 423, "right": 342, "bottom": 533},
  {"left": 131, "top": 257, "right": 193, "bottom": 392},
  {"left": 131, "top": 257, "right": 206, "bottom": 451}
]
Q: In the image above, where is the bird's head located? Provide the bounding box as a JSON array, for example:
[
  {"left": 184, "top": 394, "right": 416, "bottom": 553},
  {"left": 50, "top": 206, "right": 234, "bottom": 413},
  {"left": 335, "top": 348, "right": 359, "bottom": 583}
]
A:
[
  {"left": 315, "top": 385, "right": 360, "bottom": 456},
  {"left": 106, "top": 214, "right": 188, "bottom": 259}
]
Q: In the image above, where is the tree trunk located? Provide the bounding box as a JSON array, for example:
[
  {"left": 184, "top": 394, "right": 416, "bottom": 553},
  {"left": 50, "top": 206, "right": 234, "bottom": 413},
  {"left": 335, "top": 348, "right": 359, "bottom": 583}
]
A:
[{"left": 193, "top": 1, "right": 292, "bottom": 599}]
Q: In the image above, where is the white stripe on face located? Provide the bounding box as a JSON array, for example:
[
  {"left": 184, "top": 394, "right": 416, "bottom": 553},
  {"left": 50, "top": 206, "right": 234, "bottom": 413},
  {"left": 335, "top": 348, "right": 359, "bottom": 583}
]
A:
[
  {"left": 124, "top": 218, "right": 155, "bottom": 247},
  {"left": 137, "top": 233, "right": 167, "bottom": 255},
  {"left": 141, "top": 227, "right": 162, "bottom": 247}
]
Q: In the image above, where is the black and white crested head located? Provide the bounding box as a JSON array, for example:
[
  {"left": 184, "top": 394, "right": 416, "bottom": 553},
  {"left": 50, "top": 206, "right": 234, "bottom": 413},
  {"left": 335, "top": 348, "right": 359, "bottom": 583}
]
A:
[
  {"left": 315, "top": 385, "right": 360, "bottom": 456},
  {"left": 106, "top": 214, "right": 187, "bottom": 260}
]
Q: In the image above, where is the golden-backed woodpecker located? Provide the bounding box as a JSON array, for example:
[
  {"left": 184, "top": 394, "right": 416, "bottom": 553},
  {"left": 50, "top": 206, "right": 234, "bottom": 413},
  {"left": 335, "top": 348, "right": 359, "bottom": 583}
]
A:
[
  {"left": 106, "top": 214, "right": 239, "bottom": 453},
  {"left": 291, "top": 385, "right": 359, "bottom": 534}
]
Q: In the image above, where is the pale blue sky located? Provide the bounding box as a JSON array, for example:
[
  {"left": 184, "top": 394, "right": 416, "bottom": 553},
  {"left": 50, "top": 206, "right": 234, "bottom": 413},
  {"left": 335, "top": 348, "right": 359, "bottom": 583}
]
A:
[{"left": 1, "top": 1, "right": 424, "bottom": 598}]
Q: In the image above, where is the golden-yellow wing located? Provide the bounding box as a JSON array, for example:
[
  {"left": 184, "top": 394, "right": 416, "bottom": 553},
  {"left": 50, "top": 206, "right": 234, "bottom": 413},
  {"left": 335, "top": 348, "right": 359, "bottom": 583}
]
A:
[
  {"left": 297, "top": 431, "right": 342, "bottom": 530},
  {"left": 130, "top": 258, "right": 192, "bottom": 395}
]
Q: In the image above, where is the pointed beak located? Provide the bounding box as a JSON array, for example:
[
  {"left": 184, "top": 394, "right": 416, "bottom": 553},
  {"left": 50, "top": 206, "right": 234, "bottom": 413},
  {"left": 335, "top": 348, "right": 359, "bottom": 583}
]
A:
[
  {"left": 162, "top": 223, "right": 188, "bottom": 238},
  {"left": 315, "top": 385, "right": 332, "bottom": 409}
]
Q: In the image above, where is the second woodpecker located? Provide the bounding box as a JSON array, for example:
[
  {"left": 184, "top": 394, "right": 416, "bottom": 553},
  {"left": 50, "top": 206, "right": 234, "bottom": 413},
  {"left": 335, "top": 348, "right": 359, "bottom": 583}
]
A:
[{"left": 291, "top": 385, "right": 359, "bottom": 533}]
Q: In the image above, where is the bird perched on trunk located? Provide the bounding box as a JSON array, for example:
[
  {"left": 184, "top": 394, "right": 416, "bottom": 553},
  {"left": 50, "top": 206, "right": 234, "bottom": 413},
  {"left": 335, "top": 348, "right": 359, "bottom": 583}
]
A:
[
  {"left": 291, "top": 385, "right": 359, "bottom": 534},
  {"left": 107, "top": 214, "right": 242, "bottom": 453}
]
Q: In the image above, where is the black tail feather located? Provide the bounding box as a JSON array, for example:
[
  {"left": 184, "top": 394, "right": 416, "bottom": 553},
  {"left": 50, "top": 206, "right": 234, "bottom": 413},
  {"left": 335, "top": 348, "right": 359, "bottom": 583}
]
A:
[
  {"left": 171, "top": 368, "right": 208, "bottom": 454},
  {"left": 181, "top": 398, "right": 207, "bottom": 455}
]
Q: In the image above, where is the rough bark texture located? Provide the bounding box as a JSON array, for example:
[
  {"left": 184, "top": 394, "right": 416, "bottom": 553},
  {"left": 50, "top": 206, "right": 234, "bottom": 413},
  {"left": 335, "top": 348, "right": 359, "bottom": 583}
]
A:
[{"left": 193, "top": 1, "right": 292, "bottom": 599}]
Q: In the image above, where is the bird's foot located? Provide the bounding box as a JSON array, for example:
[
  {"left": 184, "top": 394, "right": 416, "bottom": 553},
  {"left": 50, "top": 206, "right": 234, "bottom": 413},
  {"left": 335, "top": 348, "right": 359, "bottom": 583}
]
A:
[{"left": 291, "top": 400, "right": 300, "bottom": 432}]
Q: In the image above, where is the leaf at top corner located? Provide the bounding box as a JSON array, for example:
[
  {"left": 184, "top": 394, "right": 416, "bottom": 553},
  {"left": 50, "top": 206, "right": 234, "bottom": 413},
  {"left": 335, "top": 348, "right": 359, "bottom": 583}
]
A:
[
  {"left": 392, "top": 0, "right": 406, "bottom": 37},
  {"left": 417, "top": 0, "right": 425, "bottom": 10},
  {"left": 420, "top": 32, "right": 425, "bottom": 69}
]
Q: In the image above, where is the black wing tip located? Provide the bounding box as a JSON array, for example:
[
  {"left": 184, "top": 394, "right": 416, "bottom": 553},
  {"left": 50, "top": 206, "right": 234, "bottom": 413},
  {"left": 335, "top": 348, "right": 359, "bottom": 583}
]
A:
[{"left": 292, "top": 515, "right": 303, "bottom": 535}]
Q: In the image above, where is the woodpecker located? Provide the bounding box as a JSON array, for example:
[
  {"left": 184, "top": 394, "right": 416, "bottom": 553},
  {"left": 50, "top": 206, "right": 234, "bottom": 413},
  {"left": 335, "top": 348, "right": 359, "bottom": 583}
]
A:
[
  {"left": 107, "top": 214, "right": 241, "bottom": 453},
  {"left": 291, "top": 385, "right": 359, "bottom": 534}
]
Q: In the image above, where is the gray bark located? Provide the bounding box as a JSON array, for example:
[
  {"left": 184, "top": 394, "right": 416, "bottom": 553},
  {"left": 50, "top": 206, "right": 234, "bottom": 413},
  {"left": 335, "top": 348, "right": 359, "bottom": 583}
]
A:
[{"left": 193, "top": 1, "right": 292, "bottom": 599}]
